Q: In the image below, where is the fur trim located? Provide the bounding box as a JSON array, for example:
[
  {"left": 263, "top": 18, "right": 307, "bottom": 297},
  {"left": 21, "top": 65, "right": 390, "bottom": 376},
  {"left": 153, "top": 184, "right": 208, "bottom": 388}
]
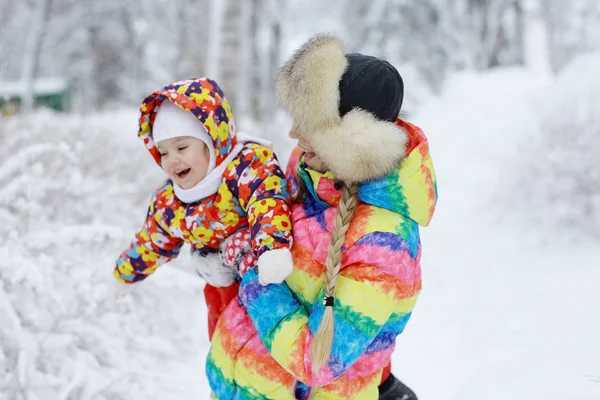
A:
[
  {"left": 311, "top": 109, "right": 409, "bottom": 182},
  {"left": 276, "top": 33, "right": 407, "bottom": 182},
  {"left": 276, "top": 33, "right": 347, "bottom": 135}
]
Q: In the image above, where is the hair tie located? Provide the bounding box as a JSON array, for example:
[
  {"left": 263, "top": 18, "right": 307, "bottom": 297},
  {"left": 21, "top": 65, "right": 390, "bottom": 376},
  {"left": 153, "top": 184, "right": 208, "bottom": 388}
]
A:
[{"left": 323, "top": 296, "right": 334, "bottom": 307}]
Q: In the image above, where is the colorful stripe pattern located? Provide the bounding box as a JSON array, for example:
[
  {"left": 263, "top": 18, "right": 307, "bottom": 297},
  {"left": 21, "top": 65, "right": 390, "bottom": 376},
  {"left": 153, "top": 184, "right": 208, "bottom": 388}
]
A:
[{"left": 207, "top": 119, "right": 437, "bottom": 399}]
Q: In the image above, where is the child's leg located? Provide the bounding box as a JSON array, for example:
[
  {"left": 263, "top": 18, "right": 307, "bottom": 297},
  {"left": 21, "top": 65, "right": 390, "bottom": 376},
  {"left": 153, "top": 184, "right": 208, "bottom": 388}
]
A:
[
  {"left": 380, "top": 361, "right": 392, "bottom": 385},
  {"left": 204, "top": 282, "right": 240, "bottom": 340}
]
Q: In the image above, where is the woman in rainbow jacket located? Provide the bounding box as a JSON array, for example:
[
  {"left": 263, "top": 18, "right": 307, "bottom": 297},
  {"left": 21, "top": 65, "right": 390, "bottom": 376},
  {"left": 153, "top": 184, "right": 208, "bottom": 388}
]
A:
[{"left": 206, "top": 33, "right": 438, "bottom": 400}]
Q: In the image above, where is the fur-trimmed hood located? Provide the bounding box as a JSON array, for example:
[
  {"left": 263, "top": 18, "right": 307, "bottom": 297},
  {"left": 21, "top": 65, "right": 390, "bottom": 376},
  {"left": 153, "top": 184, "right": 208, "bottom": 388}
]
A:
[
  {"left": 286, "top": 118, "right": 438, "bottom": 227},
  {"left": 276, "top": 33, "right": 408, "bottom": 182}
]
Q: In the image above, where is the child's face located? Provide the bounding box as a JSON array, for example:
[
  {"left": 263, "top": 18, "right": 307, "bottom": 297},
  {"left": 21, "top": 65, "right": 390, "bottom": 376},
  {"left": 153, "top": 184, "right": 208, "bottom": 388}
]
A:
[
  {"left": 157, "top": 137, "right": 210, "bottom": 189},
  {"left": 289, "top": 129, "right": 328, "bottom": 173}
]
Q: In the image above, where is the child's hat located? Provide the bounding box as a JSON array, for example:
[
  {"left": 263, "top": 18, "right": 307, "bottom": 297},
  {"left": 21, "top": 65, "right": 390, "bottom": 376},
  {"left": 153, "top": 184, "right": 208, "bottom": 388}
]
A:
[
  {"left": 276, "top": 33, "right": 408, "bottom": 182},
  {"left": 152, "top": 101, "right": 216, "bottom": 171},
  {"left": 153, "top": 101, "right": 210, "bottom": 145}
]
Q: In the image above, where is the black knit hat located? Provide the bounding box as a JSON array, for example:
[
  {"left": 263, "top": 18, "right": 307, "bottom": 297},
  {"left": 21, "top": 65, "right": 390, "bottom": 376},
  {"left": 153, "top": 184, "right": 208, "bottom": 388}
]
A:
[{"left": 338, "top": 53, "right": 404, "bottom": 123}]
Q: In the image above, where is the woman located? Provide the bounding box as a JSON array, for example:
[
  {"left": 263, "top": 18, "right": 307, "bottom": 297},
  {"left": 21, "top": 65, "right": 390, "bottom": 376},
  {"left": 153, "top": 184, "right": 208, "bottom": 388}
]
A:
[{"left": 206, "top": 33, "right": 437, "bottom": 399}]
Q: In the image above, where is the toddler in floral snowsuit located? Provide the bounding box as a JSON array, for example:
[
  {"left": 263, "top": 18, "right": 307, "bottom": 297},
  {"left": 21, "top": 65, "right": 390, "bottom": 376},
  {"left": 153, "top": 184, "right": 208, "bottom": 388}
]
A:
[{"left": 113, "top": 77, "right": 293, "bottom": 337}]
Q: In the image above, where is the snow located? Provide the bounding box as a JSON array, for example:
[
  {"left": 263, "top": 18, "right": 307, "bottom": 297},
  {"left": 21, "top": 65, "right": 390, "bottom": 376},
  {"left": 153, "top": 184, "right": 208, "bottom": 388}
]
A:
[
  {"left": 399, "top": 59, "right": 600, "bottom": 399},
  {"left": 1, "top": 55, "right": 599, "bottom": 399}
]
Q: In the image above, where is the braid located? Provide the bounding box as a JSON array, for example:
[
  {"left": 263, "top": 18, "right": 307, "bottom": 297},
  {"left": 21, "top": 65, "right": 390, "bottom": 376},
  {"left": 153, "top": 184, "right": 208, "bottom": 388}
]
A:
[
  {"left": 323, "top": 183, "right": 359, "bottom": 298},
  {"left": 311, "top": 182, "right": 359, "bottom": 372}
]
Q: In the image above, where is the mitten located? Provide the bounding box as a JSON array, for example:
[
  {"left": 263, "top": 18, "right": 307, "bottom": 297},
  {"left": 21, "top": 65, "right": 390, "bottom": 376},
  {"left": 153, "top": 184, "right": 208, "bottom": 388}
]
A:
[
  {"left": 192, "top": 250, "right": 238, "bottom": 287},
  {"left": 257, "top": 249, "right": 294, "bottom": 286},
  {"left": 219, "top": 229, "right": 256, "bottom": 276}
]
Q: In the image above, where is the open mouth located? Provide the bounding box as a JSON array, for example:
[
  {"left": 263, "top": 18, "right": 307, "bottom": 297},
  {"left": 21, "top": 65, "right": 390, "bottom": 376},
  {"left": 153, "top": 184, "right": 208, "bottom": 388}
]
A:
[{"left": 176, "top": 168, "right": 191, "bottom": 179}]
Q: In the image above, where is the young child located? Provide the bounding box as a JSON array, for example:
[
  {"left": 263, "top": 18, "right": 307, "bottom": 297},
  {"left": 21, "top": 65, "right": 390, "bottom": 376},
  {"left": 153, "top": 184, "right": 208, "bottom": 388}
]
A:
[{"left": 113, "top": 77, "right": 293, "bottom": 338}]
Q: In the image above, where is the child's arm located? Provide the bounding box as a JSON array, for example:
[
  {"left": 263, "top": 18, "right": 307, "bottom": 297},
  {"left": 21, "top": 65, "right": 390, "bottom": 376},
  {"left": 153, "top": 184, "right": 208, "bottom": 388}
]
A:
[
  {"left": 233, "top": 145, "right": 293, "bottom": 285},
  {"left": 114, "top": 188, "right": 184, "bottom": 284}
]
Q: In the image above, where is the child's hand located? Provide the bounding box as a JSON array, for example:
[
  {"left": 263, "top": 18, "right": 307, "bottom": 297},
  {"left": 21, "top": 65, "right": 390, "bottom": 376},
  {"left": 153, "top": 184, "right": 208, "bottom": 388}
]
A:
[
  {"left": 257, "top": 248, "right": 294, "bottom": 286},
  {"left": 219, "top": 229, "right": 293, "bottom": 284},
  {"left": 194, "top": 252, "right": 238, "bottom": 287},
  {"left": 219, "top": 229, "right": 256, "bottom": 275}
]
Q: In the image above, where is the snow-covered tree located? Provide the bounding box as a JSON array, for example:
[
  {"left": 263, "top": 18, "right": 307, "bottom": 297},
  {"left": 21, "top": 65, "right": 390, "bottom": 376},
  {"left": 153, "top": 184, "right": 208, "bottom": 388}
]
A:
[
  {"left": 540, "top": 0, "right": 600, "bottom": 72},
  {"left": 0, "top": 109, "right": 206, "bottom": 399},
  {"left": 506, "top": 53, "right": 600, "bottom": 239},
  {"left": 1, "top": 0, "right": 600, "bottom": 114}
]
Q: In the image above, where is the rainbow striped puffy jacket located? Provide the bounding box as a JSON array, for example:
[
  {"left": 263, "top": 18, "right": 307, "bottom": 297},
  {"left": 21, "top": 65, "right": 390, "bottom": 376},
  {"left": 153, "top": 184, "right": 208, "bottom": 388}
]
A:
[{"left": 207, "top": 119, "right": 437, "bottom": 399}]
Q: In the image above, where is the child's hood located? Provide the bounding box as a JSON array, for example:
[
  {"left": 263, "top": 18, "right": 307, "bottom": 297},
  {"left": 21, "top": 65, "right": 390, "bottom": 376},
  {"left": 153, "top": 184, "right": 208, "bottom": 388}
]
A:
[
  {"left": 358, "top": 119, "right": 438, "bottom": 227},
  {"left": 137, "top": 78, "right": 237, "bottom": 168}
]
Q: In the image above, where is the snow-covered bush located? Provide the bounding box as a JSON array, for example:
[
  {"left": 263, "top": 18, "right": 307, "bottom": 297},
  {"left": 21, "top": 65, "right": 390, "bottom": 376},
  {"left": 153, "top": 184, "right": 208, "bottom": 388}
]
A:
[
  {"left": 506, "top": 53, "right": 600, "bottom": 240},
  {"left": 0, "top": 110, "right": 207, "bottom": 399}
]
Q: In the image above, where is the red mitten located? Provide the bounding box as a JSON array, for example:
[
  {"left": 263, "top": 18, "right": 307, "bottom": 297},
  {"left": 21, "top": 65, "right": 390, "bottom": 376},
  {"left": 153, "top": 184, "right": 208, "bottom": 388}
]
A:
[{"left": 219, "top": 228, "right": 257, "bottom": 276}]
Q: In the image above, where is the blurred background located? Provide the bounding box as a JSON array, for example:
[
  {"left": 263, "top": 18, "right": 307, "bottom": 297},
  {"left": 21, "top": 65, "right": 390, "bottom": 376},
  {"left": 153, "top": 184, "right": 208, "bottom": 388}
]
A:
[
  {"left": 2, "top": 0, "right": 599, "bottom": 115},
  {"left": 1, "top": 0, "right": 599, "bottom": 399}
]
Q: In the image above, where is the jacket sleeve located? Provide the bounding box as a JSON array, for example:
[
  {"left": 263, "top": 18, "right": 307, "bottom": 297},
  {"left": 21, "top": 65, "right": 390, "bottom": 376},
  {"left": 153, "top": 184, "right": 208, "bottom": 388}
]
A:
[
  {"left": 114, "top": 189, "right": 184, "bottom": 283},
  {"left": 238, "top": 232, "right": 421, "bottom": 386},
  {"left": 233, "top": 145, "right": 292, "bottom": 257}
]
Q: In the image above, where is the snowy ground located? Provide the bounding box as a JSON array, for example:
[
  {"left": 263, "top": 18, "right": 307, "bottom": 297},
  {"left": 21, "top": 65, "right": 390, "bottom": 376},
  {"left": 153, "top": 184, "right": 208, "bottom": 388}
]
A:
[
  {"left": 1, "top": 61, "right": 599, "bottom": 400},
  {"left": 396, "top": 65, "right": 600, "bottom": 400}
]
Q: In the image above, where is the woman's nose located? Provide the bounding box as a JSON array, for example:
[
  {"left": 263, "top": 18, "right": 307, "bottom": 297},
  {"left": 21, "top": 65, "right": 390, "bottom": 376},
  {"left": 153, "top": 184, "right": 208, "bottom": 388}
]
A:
[{"left": 288, "top": 129, "right": 299, "bottom": 139}]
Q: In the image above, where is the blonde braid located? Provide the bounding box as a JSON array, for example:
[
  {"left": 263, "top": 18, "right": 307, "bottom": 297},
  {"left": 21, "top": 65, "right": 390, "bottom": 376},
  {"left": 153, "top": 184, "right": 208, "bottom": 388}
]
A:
[{"left": 311, "top": 182, "right": 359, "bottom": 372}]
